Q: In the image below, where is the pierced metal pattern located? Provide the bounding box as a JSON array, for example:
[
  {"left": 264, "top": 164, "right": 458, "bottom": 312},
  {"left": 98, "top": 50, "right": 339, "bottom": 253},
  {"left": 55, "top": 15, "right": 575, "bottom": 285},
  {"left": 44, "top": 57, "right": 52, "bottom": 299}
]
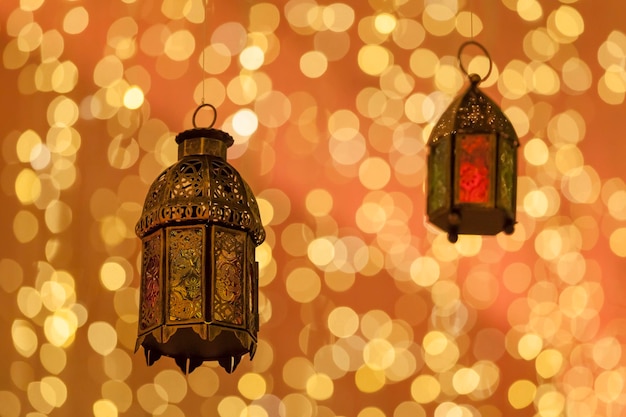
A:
[
  {"left": 168, "top": 227, "right": 204, "bottom": 322},
  {"left": 248, "top": 238, "right": 259, "bottom": 335},
  {"left": 169, "top": 160, "right": 205, "bottom": 199},
  {"left": 213, "top": 227, "right": 245, "bottom": 325},
  {"left": 135, "top": 155, "right": 265, "bottom": 245},
  {"left": 210, "top": 160, "right": 245, "bottom": 204},
  {"left": 139, "top": 232, "right": 163, "bottom": 332},
  {"left": 430, "top": 82, "right": 517, "bottom": 146},
  {"left": 143, "top": 171, "right": 168, "bottom": 212}
]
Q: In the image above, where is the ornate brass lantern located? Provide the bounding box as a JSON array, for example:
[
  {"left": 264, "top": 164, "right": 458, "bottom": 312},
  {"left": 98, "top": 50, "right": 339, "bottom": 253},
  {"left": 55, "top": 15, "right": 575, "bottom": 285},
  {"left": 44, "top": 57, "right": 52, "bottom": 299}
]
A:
[
  {"left": 135, "top": 104, "right": 265, "bottom": 373},
  {"left": 426, "top": 42, "right": 519, "bottom": 243}
]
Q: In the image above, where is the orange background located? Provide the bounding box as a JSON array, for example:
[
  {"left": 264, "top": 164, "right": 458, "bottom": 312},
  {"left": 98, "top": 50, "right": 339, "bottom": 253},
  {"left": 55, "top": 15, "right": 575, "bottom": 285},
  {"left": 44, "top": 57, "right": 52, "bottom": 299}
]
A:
[{"left": 1, "top": 1, "right": 626, "bottom": 416}]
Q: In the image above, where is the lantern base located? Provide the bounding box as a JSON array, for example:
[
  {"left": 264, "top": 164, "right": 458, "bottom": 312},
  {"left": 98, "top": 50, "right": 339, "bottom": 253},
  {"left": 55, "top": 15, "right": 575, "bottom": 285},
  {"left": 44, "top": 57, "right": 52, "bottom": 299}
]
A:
[
  {"left": 136, "top": 325, "right": 257, "bottom": 374},
  {"left": 428, "top": 205, "right": 515, "bottom": 242}
]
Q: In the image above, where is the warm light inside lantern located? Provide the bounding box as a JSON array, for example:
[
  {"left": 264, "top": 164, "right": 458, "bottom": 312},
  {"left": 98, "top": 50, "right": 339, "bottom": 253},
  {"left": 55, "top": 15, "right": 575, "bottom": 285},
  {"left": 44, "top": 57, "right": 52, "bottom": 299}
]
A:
[{"left": 455, "top": 133, "right": 495, "bottom": 205}]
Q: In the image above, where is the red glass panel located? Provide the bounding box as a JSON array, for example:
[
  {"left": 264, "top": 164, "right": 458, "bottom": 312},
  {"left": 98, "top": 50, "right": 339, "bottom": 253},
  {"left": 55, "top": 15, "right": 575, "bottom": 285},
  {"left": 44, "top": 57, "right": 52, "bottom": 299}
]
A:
[{"left": 457, "top": 134, "right": 492, "bottom": 204}]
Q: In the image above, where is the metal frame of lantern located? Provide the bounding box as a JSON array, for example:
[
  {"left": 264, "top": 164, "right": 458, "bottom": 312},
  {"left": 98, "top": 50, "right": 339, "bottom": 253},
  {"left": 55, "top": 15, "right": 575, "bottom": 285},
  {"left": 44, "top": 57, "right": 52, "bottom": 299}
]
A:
[
  {"left": 135, "top": 104, "right": 265, "bottom": 374},
  {"left": 426, "top": 41, "right": 519, "bottom": 243}
]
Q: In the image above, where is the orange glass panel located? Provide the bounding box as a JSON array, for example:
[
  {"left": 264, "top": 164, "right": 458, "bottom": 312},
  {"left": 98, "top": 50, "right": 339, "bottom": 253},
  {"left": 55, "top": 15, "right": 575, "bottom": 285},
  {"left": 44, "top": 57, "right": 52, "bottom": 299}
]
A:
[{"left": 457, "top": 133, "right": 493, "bottom": 204}]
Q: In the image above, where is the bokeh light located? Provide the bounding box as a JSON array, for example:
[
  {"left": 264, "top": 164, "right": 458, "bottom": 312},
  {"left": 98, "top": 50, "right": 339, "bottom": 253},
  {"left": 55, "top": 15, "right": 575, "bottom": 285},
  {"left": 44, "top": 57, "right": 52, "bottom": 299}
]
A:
[{"left": 1, "top": 1, "right": 625, "bottom": 417}]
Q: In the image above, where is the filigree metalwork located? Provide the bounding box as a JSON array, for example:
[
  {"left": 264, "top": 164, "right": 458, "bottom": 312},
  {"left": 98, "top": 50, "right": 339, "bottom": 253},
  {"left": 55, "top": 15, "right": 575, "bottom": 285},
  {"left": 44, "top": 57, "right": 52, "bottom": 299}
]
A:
[
  {"left": 430, "top": 82, "right": 517, "bottom": 144},
  {"left": 213, "top": 228, "right": 245, "bottom": 325},
  {"left": 139, "top": 232, "right": 162, "bottom": 332},
  {"left": 136, "top": 154, "right": 265, "bottom": 245},
  {"left": 143, "top": 171, "right": 167, "bottom": 212},
  {"left": 247, "top": 238, "right": 259, "bottom": 335},
  {"left": 169, "top": 160, "right": 204, "bottom": 199},
  {"left": 168, "top": 227, "right": 204, "bottom": 322},
  {"left": 210, "top": 160, "right": 245, "bottom": 204}
]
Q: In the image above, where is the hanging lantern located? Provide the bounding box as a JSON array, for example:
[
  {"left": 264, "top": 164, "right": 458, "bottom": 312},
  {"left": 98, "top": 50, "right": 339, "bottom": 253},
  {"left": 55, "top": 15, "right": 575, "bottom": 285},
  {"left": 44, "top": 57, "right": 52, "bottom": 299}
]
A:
[
  {"left": 135, "top": 104, "right": 266, "bottom": 374},
  {"left": 426, "top": 41, "right": 519, "bottom": 243}
]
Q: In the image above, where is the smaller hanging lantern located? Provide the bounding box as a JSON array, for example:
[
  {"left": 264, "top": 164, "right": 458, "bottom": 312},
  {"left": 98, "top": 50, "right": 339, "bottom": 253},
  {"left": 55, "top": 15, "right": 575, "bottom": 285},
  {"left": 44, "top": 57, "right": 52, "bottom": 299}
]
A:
[
  {"left": 426, "top": 41, "right": 519, "bottom": 243},
  {"left": 135, "top": 104, "right": 265, "bottom": 373}
]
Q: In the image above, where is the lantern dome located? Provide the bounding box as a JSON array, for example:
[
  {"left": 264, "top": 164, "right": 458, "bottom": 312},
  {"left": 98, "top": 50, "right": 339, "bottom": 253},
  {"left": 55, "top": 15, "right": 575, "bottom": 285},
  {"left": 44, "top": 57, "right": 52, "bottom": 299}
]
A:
[
  {"left": 135, "top": 128, "right": 265, "bottom": 245},
  {"left": 429, "top": 74, "right": 518, "bottom": 146}
]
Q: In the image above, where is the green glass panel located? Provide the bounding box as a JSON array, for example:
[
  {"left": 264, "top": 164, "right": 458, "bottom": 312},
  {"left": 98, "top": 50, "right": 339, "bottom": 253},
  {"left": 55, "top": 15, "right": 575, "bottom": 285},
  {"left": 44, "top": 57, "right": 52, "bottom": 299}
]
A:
[
  {"left": 168, "top": 227, "right": 204, "bottom": 322},
  {"left": 428, "top": 138, "right": 450, "bottom": 214},
  {"left": 498, "top": 138, "right": 516, "bottom": 214}
]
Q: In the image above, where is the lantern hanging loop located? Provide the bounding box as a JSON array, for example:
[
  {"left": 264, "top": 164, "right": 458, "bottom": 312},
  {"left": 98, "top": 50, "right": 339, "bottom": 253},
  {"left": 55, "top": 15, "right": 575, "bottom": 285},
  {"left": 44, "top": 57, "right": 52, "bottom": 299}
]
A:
[
  {"left": 192, "top": 102, "right": 217, "bottom": 129},
  {"left": 457, "top": 40, "right": 493, "bottom": 82}
]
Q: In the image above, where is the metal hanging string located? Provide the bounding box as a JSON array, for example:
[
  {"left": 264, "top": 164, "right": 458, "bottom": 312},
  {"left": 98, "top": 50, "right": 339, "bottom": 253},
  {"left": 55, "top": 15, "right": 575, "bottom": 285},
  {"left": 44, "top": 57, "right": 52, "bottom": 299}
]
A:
[
  {"left": 457, "top": 0, "right": 493, "bottom": 83},
  {"left": 195, "top": 0, "right": 217, "bottom": 129},
  {"left": 469, "top": 0, "right": 474, "bottom": 39},
  {"left": 201, "top": 0, "right": 208, "bottom": 105}
]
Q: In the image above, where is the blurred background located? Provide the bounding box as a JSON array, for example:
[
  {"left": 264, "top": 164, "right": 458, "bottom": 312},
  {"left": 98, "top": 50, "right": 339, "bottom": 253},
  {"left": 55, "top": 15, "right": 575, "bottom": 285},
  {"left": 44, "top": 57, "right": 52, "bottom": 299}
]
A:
[{"left": 1, "top": 0, "right": 626, "bottom": 416}]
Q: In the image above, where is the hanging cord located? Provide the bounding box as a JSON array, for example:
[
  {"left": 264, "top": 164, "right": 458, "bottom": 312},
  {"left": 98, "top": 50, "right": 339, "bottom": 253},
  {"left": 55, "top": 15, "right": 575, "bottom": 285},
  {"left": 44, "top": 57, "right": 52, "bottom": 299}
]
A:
[
  {"left": 457, "top": 0, "right": 492, "bottom": 83},
  {"left": 201, "top": 0, "right": 208, "bottom": 105},
  {"left": 194, "top": 0, "right": 217, "bottom": 128},
  {"left": 469, "top": 0, "right": 474, "bottom": 39}
]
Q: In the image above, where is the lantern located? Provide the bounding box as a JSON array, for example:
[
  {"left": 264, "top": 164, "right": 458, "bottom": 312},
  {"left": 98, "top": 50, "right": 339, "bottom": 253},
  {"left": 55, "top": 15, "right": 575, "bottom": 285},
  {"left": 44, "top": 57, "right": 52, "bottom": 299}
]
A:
[
  {"left": 426, "top": 41, "right": 519, "bottom": 243},
  {"left": 135, "top": 104, "right": 266, "bottom": 374}
]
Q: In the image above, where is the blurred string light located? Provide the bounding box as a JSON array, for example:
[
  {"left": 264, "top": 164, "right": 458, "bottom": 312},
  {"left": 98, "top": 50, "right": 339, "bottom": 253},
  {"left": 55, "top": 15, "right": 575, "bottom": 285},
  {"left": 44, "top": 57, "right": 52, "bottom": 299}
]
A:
[{"left": 1, "top": 1, "right": 626, "bottom": 416}]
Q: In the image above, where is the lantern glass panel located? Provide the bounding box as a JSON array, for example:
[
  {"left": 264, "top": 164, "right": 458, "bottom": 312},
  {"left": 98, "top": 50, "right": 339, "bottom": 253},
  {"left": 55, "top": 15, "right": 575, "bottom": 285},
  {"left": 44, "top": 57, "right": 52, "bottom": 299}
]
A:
[
  {"left": 211, "top": 226, "right": 246, "bottom": 326},
  {"left": 167, "top": 226, "right": 205, "bottom": 323},
  {"left": 139, "top": 230, "right": 164, "bottom": 334},
  {"left": 455, "top": 133, "right": 495, "bottom": 205},
  {"left": 427, "top": 137, "right": 451, "bottom": 215},
  {"left": 498, "top": 136, "right": 516, "bottom": 215}
]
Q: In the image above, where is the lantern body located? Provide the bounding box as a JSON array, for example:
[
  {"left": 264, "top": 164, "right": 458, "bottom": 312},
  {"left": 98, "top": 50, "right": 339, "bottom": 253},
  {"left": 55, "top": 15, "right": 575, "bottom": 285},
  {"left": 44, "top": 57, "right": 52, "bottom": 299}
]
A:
[
  {"left": 135, "top": 129, "right": 265, "bottom": 373},
  {"left": 427, "top": 76, "right": 518, "bottom": 242}
]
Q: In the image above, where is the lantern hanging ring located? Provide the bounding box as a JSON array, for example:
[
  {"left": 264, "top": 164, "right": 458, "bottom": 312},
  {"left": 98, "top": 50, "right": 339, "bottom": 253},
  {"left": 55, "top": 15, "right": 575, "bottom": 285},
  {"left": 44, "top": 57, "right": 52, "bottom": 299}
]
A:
[
  {"left": 192, "top": 103, "right": 217, "bottom": 129},
  {"left": 457, "top": 40, "right": 493, "bottom": 82}
]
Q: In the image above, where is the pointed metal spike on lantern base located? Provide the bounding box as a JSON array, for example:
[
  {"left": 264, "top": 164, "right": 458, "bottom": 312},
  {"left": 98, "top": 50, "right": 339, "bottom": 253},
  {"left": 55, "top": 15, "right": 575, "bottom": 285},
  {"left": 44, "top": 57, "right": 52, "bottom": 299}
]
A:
[
  {"left": 218, "top": 356, "right": 242, "bottom": 374},
  {"left": 173, "top": 356, "right": 204, "bottom": 375}
]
